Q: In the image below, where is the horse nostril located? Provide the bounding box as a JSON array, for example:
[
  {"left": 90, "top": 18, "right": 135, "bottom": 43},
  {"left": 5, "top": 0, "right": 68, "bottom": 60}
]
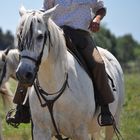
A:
[{"left": 25, "top": 72, "right": 33, "bottom": 80}]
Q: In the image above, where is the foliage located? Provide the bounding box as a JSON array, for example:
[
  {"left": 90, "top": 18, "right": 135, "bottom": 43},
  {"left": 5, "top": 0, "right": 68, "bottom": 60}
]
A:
[
  {"left": 93, "top": 25, "right": 140, "bottom": 72},
  {"left": 120, "top": 73, "right": 140, "bottom": 140},
  {"left": 116, "top": 34, "right": 139, "bottom": 63},
  {"left": 0, "top": 28, "right": 14, "bottom": 50}
]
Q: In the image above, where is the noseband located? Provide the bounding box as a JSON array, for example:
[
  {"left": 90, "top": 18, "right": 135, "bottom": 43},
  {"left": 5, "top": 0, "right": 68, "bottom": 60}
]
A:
[{"left": 19, "top": 32, "right": 47, "bottom": 81}]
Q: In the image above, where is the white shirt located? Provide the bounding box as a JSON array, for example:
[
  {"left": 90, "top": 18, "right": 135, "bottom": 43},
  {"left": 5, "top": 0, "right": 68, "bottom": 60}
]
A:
[{"left": 42, "top": 0, "right": 105, "bottom": 30}]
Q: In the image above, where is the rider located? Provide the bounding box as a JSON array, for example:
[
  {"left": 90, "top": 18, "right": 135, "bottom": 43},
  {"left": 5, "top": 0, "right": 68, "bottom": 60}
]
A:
[{"left": 6, "top": 0, "right": 114, "bottom": 127}]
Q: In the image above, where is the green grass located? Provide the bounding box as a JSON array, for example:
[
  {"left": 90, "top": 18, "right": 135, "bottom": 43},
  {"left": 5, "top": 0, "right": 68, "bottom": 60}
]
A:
[
  {"left": 0, "top": 79, "right": 32, "bottom": 140},
  {"left": 0, "top": 73, "right": 140, "bottom": 140},
  {"left": 120, "top": 73, "right": 140, "bottom": 140}
]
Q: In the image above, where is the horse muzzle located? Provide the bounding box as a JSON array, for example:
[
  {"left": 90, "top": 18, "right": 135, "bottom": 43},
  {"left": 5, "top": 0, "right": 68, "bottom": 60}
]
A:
[{"left": 16, "top": 62, "right": 37, "bottom": 87}]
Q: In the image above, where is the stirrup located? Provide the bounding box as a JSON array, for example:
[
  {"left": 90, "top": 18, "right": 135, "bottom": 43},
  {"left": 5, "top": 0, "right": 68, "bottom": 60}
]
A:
[
  {"left": 98, "top": 113, "right": 124, "bottom": 139},
  {"left": 6, "top": 109, "right": 20, "bottom": 128},
  {"left": 97, "top": 112, "right": 114, "bottom": 126}
]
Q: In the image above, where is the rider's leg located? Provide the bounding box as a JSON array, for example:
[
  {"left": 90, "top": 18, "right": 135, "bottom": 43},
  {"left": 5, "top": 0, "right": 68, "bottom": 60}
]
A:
[{"left": 63, "top": 26, "right": 114, "bottom": 126}]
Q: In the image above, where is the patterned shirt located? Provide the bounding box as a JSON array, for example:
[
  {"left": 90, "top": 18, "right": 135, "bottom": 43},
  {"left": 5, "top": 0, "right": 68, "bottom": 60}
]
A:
[{"left": 42, "top": 0, "right": 105, "bottom": 30}]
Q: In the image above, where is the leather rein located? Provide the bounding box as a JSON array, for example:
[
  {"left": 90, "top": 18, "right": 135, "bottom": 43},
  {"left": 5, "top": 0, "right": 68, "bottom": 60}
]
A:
[{"left": 34, "top": 73, "right": 68, "bottom": 140}]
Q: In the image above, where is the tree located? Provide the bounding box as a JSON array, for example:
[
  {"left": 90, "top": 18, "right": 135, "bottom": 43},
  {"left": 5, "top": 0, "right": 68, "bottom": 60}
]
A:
[
  {"left": 0, "top": 28, "right": 14, "bottom": 50},
  {"left": 116, "top": 34, "right": 138, "bottom": 63}
]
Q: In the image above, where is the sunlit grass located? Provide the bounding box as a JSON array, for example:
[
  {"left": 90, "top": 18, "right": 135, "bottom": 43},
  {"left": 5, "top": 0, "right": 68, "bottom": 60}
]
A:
[
  {"left": 120, "top": 73, "right": 140, "bottom": 140},
  {"left": 0, "top": 78, "right": 32, "bottom": 140}
]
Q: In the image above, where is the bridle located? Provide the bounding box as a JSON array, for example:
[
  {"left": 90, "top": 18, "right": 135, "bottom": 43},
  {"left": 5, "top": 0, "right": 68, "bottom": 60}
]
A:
[{"left": 17, "top": 30, "right": 47, "bottom": 85}]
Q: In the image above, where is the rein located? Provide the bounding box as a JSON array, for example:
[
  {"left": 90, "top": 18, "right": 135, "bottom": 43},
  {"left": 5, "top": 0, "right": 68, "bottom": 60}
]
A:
[{"left": 34, "top": 73, "right": 69, "bottom": 140}]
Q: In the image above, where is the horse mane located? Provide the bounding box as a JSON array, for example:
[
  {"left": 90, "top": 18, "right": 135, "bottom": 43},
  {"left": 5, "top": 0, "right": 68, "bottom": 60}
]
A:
[
  {"left": 16, "top": 10, "right": 44, "bottom": 51},
  {"left": 47, "top": 18, "right": 67, "bottom": 63},
  {"left": 8, "top": 49, "right": 19, "bottom": 67},
  {"left": 7, "top": 48, "right": 18, "bottom": 57}
]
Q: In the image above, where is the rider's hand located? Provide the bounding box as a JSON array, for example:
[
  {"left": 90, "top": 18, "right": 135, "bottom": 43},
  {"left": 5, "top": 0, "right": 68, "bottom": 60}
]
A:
[{"left": 88, "top": 16, "right": 101, "bottom": 32}]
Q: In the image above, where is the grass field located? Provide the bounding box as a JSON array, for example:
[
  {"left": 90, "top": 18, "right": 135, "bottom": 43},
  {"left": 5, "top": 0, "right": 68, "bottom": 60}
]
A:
[
  {"left": 0, "top": 72, "right": 140, "bottom": 140},
  {"left": 120, "top": 73, "right": 140, "bottom": 140}
]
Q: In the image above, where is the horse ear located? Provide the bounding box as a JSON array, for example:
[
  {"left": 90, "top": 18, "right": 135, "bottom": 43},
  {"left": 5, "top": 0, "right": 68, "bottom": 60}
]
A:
[
  {"left": 19, "top": 5, "right": 27, "bottom": 16},
  {"left": 4, "top": 48, "right": 10, "bottom": 55},
  {"left": 2, "top": 53, "right": 6, "bottom": 62},
  {"left": 43, "top": 4, "right": 58, "bottom": 22}
]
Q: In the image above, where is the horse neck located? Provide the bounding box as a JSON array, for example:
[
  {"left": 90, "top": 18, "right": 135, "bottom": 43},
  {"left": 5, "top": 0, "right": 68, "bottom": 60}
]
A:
[{"left": 38, "top": 20, "right": 68, "bottom": 93}]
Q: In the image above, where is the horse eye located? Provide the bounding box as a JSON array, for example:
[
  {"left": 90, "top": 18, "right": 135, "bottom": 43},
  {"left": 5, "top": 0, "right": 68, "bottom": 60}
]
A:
[{"left": 37, "top": 34, "right": 44, "bottom": 41}]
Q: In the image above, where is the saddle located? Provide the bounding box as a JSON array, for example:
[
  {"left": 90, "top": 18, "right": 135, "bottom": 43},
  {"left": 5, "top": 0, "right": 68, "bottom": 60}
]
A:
[
  {"left": 64, "top": 33, "right": 116, "bottom": 106},
  {"left": 64, "top": 32, "right": 92, "bottom": 78}
]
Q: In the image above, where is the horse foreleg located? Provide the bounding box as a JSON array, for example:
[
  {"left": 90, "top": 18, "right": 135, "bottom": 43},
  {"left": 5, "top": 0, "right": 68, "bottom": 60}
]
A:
[
  {"left": 33, "top": 124, "right": 51, "bottom": 140},
  {"left": 91, "top": 132, "right": 102, "bottom": 140},
  {"left": 72, "top": 126, "right": 89, "bottom": 140},
  {"left": 105, "top": 126, "right": 114, "bottom": 140}
]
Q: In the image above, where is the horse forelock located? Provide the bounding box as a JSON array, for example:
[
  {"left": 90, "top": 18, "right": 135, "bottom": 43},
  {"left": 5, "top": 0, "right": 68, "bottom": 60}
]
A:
[{"left": 17, "top": 11, "right": 45, "bottom": 51}]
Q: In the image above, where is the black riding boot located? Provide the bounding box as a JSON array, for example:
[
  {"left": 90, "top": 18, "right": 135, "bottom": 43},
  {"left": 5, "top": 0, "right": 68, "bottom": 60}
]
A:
[
  {"left": 6, "top": 104, "right": 31, "bottom": 128},
  {"left": 100, "top": 104, "right": 114, "bottom": 126}
]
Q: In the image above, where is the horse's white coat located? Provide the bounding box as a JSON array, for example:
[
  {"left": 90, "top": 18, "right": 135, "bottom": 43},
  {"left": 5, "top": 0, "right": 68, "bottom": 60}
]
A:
[{"left": 16, "top": 7, "right": 124, "bottom": 140}]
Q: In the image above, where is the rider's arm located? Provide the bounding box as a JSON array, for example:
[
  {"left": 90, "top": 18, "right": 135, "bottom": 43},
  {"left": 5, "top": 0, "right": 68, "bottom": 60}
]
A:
[
  {"left": 89, "top": 0, "right": 106, "bottom": 32},
  {"left": 93, "top": 7, "right": 106, "bottom": 24}
]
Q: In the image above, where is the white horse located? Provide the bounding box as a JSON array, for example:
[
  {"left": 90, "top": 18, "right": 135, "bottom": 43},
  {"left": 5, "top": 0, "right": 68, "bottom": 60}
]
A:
[
  {"left": 0, "top": 49, "right": 19, "bottom": 86},
  {"left": 15, "top": 6, "right": 124, "bottom": 140},
  {"left": 0, "top": 49, "right": 19, "bottom": 140},
  {"left": 0, "top": 49, "right": 19, "bottom": 105},
  {"left": 0, "top": 49, "right": 15, "bottom": 110}
]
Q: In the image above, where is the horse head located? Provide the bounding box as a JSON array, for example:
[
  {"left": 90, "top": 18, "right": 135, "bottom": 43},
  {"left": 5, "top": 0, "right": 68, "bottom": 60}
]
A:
[{"left": 16, "top": 6, "right": 58, "bottom": 86}]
